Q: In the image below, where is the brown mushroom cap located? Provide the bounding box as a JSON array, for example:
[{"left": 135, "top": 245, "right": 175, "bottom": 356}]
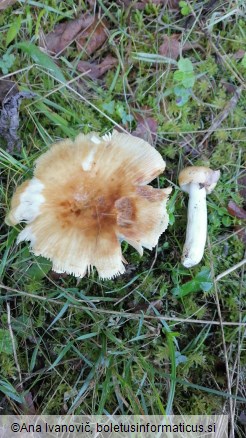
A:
[
  {"left": 6, "top": 130, "right": 172, "bottom": 279},
  {"left": 178, "top": 166, "right": 220, "bottom": 194}
]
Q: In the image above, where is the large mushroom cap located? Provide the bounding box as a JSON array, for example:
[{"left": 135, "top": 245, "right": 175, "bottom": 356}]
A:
[
  {"left": 178, "top": 166, "right": 220, "bottom": 194},
  {"left": 6, "top": 130, "right": 171, "bottom": 279}
]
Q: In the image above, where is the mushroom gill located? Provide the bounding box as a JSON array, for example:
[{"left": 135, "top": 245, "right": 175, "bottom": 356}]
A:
[{"left": 6, "top": 130, "right": 172, "bottom": 279}]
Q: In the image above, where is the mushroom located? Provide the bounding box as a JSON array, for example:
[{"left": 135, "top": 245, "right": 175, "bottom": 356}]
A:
[
  {"left": 178, "top": 166, "right": 220, "bottom": 268},
  {"left": 6, "top": 130, "right": 172, "bottom": 279}
]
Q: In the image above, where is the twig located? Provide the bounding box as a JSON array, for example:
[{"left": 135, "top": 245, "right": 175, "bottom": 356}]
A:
[
  {"left": 211, "top": 227, "right": 246, "bottom": 247},
  {"left": 215, "top": 258, "right": 246, "bottom": 282},
  {"left": 6, "top": 302, "right": 23, "bottom": 391},
  {"left": 1, "top": 284, "right": 245, "bottom": 327}
]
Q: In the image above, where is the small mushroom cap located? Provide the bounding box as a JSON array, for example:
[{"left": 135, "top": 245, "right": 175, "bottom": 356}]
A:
[{"left": 178, "top": 166, "right": 220, "bottom": 194}]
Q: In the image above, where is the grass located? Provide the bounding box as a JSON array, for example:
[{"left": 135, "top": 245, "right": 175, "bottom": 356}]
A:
[{"left": 0, "top": 0, "right": 245, "bottom": 435}]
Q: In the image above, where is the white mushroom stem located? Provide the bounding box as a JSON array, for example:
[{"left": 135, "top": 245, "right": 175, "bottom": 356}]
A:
[{"left": 181, "top": 183, "right": 207, "bottom": 268}]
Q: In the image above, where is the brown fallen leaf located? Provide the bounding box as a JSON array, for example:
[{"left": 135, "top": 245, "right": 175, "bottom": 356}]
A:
[
  {"left": 221, "top": 80, "right": 236, "bottom": 94},
  {"left": 233, "top": 49, "right": 245, "bottom": 60},
  {"left": 40, "top": 14, "right": 95, "bottom": 55},
  {"left": 0, "top": 0, "right": 17, "bottom": 9},
  {"left": 76, "top": 15, "right": 108, "bottom": 58},
  {"left": 132, "top": 109, "right": 158, "bottom": 144},
  {"left": 20, "top": 392, "right": 36, "bottom": 415},
  {"left": 49, "top": 270, "right": 68, "bottom": 280},
  {"left": 159, "top": 34, "right": 180, "bottom": 60},
  {"left": 159, "top": 34, "right": 204, "bottom": 60},
  {"left": 76, "top": 54, "right": 118, "bottom": 79},
  {"left": 76, "top": 60, "right": 102, "bottom": 79},
  {"left": 227, "top": 200, "right": 246, "bottom": 220}
]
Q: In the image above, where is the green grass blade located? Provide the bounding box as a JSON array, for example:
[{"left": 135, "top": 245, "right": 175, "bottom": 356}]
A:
[{"left": 14, "top": 42, "right": 66, "bottom": 83}]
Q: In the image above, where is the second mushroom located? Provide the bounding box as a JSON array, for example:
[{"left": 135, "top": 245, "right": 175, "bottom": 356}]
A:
[{"left": 179, "top": 166, "right": 220, "bottom": 268}]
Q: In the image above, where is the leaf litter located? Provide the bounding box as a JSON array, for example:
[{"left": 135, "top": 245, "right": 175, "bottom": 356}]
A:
[
  {"left": 40, "top": 13, "right": 108, "bottom": 58},
  {"left": 40, "top": 14, "right": 95, "bottom": 56},
  {"left": 76, "top": 54, "right": 118, "bottom": 80},
  {"left": 132, "top": 108, "right": 158, "bottom": 144},
  {"left": 159, "top": 34, "right": 204, "bottom": 61},
  {"left": 40, "top": 12, "right": 113, "bottom": 79},
  {"left": 159, "top": 34, "right": 181, "bottom": 60},
  {"left": 227, "top": 200, "right": 246, "bottom": 220},
  {"left": 76, "top": 15, "right": 108, "bottom": 58}
]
